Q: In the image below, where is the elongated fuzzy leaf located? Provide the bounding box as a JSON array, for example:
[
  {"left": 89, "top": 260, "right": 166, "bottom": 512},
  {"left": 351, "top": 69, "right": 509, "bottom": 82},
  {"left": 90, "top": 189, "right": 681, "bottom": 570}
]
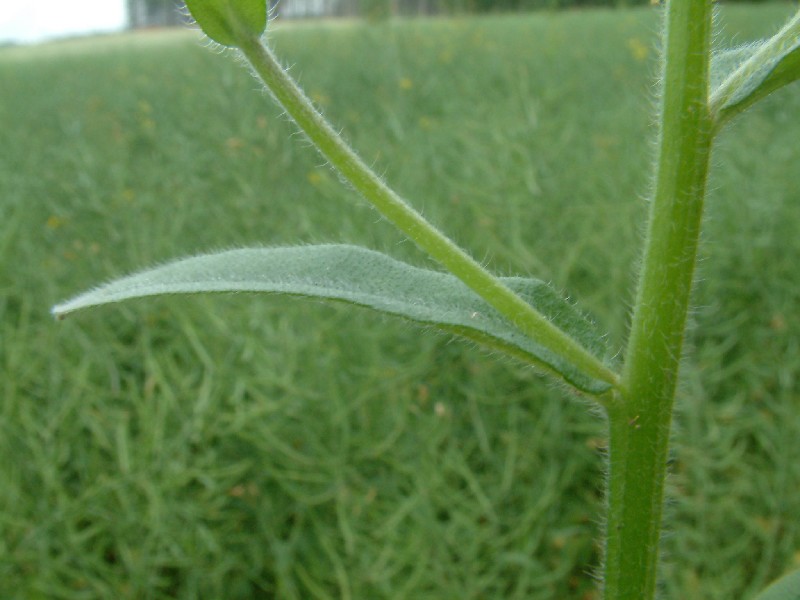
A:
[
  {"left": 185, "top": 0, "right": 267, "bottom": 47},
  {"left": 53, "top": 245, "right": 611, "bottom": 394},
  {"left": 753, "top": 568, "right": 800, "bottom": 600},
  {"left": 711, "top": 20, "right": 800, "bottom": 121}
]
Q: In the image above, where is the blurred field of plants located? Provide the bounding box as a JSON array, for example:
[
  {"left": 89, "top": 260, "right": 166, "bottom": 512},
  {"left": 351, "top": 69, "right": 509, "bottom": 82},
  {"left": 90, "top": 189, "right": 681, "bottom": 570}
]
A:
[{"left": 1, "top": 5, "right": 799, "bottom": 598}]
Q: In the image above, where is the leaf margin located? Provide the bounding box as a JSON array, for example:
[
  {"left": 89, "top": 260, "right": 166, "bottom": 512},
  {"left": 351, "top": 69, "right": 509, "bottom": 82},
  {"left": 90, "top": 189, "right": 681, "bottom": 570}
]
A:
[{"left": 752, "top": 567, "right": 800, "bottom": 600}]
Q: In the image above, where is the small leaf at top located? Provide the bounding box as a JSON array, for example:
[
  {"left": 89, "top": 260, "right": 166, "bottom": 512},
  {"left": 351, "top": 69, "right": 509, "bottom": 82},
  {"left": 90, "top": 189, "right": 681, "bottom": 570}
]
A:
[
  {"left": 185, "top": 0, "right": 267, "bottom": 47},
  {"left": 752, "top": 567, "right": 800, "bottom": 600},
  {"left": 52, "top": 245, "right": 612, "bottom": 395}
]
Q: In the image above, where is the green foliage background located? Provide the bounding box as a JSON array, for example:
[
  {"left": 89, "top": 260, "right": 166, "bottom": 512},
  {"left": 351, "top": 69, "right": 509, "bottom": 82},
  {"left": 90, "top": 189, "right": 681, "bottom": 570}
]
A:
[{"left": 1, "top": 5, "right": 799, "bottom": 598}]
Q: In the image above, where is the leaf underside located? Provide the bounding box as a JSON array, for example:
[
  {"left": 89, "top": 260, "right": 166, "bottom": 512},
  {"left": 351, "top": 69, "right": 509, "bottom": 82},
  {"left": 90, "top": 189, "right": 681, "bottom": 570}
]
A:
[
  {"left": 53, "top": 245, "right": 611, "bottom": 394},
  {"left": 711, "top": 35, "right": 800, "bottom": 120}
]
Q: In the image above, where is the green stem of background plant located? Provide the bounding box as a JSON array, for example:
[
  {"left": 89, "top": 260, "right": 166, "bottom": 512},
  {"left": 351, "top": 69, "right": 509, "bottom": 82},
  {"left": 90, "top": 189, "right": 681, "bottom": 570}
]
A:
[
  {"left": 603, "top": 0, "right": 714, "bottom": 598},
  {"left": 235, "top": 34, "right": 619, "bottom": 392}
]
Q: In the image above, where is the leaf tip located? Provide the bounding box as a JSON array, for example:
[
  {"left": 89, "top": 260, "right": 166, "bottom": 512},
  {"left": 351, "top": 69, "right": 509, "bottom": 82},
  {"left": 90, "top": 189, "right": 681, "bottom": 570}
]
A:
[{"left": 51, "top": 303, "right": 69, "bottom": 321}]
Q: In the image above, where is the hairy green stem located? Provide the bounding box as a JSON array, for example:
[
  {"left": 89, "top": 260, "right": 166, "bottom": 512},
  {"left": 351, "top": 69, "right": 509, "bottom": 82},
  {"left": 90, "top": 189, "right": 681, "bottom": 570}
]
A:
[
  {"left": 236, "top": 34, "right": 619, "bottom": 392},
  {"left": 604, "top": 0, "right": 714, "bottom": 598}
]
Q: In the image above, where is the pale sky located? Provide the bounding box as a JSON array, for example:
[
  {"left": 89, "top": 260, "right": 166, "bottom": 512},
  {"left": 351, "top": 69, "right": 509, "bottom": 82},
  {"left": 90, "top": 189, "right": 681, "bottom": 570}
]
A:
[{"left": 0, "top": 1, "right": 127, "bottom": 45}]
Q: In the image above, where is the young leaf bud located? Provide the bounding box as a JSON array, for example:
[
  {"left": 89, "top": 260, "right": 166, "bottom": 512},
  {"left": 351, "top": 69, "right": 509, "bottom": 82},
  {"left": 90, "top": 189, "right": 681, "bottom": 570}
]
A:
[{"left": 185, "top": 0, "right": 267, "bottom": 47}]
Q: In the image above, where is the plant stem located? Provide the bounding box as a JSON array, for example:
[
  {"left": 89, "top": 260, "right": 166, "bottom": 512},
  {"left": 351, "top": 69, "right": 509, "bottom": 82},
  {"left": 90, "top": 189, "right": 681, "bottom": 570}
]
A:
[
  {"left": 236, "top": 34, "right": 619, "bottom": 392},
  {"left": 603, "top": 0, "right": 714, "bottom": 598}
]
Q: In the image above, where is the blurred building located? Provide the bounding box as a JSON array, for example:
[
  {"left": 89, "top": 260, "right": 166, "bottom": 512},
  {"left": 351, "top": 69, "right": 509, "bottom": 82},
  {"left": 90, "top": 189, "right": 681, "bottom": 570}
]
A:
[
  {"left": 125, "top": 0, "right": 650, "bottom": 26},
  {"left": 125, "top": 0, "right": 442, "bottom": 26},
  {"left": 127, "top": 0, "right": 185, "bottom": 28}
]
